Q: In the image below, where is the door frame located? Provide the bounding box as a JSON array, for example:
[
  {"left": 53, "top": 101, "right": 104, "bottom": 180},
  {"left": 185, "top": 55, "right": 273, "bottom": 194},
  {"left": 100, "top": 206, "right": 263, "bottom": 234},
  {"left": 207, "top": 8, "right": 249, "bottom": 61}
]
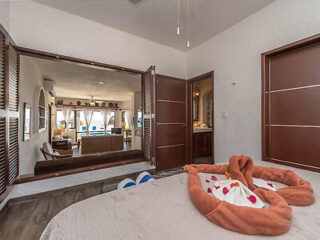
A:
[
  {"left": 188, "top": 71, "right": 214, "bottom": 164},
  {"left": 261, "top": 33, "right": 320, "bottom": 172},
  {"left": 14, "top": 46, "right": 149, "bottom": 182}
]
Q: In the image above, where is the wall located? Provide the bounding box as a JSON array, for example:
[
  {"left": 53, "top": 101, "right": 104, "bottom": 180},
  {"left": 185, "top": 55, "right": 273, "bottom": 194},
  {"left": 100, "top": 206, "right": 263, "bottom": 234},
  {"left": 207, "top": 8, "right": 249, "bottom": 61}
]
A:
[
  {"left": 0, "top": 1, "right": 10, "bottom": 31},
  {"left": 7, "top": 0, "right": 187, "bottom": 79},
  {"left": 187, "top": 0, "right": 320, "bottom": 163},
  {"left": 19, "top": 56, "right": 53, "bottom": 176}
]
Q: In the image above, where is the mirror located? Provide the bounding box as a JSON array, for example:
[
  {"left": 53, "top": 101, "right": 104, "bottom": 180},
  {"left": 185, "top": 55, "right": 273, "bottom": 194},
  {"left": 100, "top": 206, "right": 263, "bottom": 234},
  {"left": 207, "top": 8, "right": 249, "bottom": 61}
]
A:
[
  {"left": 23, "top": 103, "right": 31, "bottom": 141},
  {"left": 192, "top": 94, "right": 199, "bottom": 121}
]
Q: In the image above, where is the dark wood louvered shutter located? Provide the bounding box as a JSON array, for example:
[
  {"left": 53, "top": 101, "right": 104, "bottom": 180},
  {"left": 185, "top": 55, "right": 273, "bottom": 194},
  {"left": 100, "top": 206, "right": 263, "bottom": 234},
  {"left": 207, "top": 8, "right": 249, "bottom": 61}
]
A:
[
  {"left": 7, "top": 45, "right": 19, "bottom": 184},
  {"left": 142, "top": 66, "right": 155, "bottom": 164},
  {"left": 8, "top": 118, "right": 18, "bottom": 184},
  {"left": 8, "top": 44, "right": 19, "bottom": 112},
  {"left": 0, "top": 32, "right": 5, "bottom": 110},
  {"left": 0, "top": 25, "right": 20, "bottom": 197},
  {"left": 0, "top": 118, "right": 6, "bottom": 194}
]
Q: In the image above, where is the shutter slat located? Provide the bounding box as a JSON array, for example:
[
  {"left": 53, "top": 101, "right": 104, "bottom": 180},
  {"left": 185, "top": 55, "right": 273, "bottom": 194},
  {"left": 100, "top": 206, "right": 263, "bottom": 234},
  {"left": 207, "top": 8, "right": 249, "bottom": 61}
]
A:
[
  {"left": 0, "top": 32, "right": 5, "bottom": 110},
  {"left": 8, "top": 45, "right": 19, "bottom": 112},
  {"left": 8, "top": 118, "right": 18, "bottom": 184},
  {"left": 0, "top": 118, "right": 6, "bottom": 194}
]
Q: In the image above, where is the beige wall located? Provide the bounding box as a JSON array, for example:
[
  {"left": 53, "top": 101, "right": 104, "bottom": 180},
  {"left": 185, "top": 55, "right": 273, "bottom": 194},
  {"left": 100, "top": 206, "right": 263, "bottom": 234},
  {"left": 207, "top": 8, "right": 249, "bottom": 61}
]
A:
[
  {"left": 187, "top": 0, "right": 320, "bottom": 163},
  {"left": 7, "top": 0, "right": 187, "bottom": 79},
  {"left": 19, "top": 56, "right": 54, "bottom": 175}
]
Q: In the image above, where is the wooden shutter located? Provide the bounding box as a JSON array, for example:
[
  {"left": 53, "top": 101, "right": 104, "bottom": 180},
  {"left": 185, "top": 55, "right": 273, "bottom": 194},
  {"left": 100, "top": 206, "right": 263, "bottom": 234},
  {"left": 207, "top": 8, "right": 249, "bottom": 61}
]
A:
[
  {"left": 0, "top": 118, "right": 6, "bottom": 195},
  {"left": 8, "top": 118, "right": 18, "bottom": 184},
  {"left": 0, "top": 32, "right": 5, "bottom": 110},
  {"left": 8, "top": 44, "right": 19, "bottom": 112},
  {"left": 142, "top": 66, "right": 155, "bottom": 163},
  {"left": 0, "top": 25, "right": 20, "bottom": 196}
]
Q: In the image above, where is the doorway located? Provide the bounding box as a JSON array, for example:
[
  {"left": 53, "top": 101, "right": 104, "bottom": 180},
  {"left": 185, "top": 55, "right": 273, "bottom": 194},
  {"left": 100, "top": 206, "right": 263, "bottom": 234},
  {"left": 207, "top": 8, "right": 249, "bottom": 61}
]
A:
[{"left": 189, "top": 71, "right": 214, "bottom": 164}]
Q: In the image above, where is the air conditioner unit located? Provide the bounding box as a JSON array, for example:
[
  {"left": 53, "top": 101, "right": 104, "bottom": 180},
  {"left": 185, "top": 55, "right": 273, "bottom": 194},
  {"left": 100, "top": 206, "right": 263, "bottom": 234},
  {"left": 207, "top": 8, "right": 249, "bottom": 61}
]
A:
[{"left": 43, "top": 79, "right": 56, "bottom": 97}]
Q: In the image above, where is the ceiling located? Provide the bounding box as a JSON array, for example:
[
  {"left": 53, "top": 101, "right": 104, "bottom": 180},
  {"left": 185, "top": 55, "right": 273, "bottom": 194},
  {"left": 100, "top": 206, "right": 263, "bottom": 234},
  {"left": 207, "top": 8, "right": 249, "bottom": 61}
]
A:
[
  {"left": 34, "top": 0, "right": 275, "bottom": 51},
  {"left": 27, "top": 56, "right": 141, "bottom": 102}
]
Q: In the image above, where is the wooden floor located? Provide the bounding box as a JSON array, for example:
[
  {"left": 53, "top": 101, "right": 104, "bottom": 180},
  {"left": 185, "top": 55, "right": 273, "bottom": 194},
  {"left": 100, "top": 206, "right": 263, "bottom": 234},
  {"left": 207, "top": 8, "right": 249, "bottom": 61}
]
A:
[{"left": 0, "top": 167, "right": 184, "bottom": 240}]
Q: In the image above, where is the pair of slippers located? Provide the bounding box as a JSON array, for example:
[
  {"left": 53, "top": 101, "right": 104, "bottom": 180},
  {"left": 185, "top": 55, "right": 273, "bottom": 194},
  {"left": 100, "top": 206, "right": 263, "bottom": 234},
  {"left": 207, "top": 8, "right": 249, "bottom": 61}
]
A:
[{"left": 117, "top": 171, "right": 154, "bottom": 189}]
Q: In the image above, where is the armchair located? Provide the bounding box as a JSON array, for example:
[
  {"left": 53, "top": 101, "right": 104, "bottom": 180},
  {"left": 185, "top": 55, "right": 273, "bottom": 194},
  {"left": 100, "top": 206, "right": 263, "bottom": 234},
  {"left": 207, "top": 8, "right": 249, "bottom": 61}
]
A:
[{"left": 40, "top": 142, "right": 73, "bottom": 160}]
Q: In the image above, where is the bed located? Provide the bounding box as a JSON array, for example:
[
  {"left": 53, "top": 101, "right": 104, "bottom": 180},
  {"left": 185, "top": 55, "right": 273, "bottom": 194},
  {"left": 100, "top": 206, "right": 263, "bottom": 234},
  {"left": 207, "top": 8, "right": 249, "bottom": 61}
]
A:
[{"left": 40, "top": 160, "right": 320, "bottom": 240}]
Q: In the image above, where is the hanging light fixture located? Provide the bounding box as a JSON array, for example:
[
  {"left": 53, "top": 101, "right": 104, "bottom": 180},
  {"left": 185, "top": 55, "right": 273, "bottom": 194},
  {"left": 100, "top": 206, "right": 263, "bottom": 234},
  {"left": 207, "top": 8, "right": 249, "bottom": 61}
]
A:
[
  {"left": 89, "top": 96, "right": 95, "bottom": 106},
  {"left": 177, "top": 0, "right": 180, "bottom": 35},
  {"left": 187, "top": 0, "right": 190, "bottom": 48}
]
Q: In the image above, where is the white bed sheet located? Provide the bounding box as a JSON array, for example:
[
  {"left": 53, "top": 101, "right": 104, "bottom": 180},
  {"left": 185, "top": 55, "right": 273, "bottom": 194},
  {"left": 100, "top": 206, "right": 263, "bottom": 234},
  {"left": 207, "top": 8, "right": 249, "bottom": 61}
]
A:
[{"left": 41, "top": 161, "right": 320, "bottom": 240}]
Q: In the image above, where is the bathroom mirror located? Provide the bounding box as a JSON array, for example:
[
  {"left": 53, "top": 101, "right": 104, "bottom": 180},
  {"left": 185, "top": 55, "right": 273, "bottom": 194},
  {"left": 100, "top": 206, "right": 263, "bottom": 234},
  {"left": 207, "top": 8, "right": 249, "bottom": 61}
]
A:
[{"left": 192, "top": 94, "right": 199, "bottom": 121}]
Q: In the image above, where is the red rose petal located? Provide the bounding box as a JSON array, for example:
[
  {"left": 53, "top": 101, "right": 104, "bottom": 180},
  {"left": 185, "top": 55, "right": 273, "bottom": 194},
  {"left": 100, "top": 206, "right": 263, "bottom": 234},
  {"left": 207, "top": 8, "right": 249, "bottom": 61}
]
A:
[
  {"left": 222, "top": 187, "right": 229, "bottom": 195},
  {"left": 267, "top": 183, "right": 274, "bottom": 188},
  {"left": 205, "top": 180, "right": 210, "bottom": 183},
  {"left": 215, "top": 186, "right": 220, "bottom": 190},
  {"left": 247, "top": 195, "right": 257, "bottom": 203},
  {"left": 211, "top": 175, "right": 217, "bottom": 181},
  {"left": 207, "top": 187, "right": 212, "bottom": 193}
]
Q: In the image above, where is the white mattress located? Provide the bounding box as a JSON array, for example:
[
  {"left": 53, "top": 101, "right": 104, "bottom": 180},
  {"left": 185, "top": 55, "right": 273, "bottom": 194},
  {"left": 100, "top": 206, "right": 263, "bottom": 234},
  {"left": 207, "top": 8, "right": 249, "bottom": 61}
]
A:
[{"left": 41, "top": 161, "right": 320, "bottom": 240}]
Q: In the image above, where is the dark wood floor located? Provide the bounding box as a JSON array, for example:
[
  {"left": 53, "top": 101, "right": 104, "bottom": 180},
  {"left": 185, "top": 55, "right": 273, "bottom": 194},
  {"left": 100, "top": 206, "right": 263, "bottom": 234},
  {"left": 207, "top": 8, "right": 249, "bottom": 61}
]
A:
[{"left": 0, "top": 167, "right": 184, "bottom": 240}]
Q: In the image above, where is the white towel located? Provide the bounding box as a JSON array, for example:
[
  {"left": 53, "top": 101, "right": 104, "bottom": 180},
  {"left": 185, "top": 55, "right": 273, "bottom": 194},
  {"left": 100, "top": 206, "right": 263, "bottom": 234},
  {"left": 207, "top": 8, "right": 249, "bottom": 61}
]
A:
[{"left": 205, "top": 179, "right": 265, "bottom": 208}]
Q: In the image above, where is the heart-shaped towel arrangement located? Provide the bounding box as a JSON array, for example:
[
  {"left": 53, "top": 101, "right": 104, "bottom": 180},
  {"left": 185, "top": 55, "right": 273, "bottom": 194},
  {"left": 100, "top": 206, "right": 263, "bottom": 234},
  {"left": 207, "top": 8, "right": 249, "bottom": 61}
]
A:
[{"left": 184, "top": 155, "right": 314, "bottom": 235}]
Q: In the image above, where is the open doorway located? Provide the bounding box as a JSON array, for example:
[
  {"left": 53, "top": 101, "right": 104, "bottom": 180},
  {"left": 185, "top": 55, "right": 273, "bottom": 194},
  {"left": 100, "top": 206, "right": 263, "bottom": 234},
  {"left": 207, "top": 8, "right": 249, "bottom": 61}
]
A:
[
  {"left": 189, "top": 71, "right": 214, "bottom": 164},
  {"left": 18, "top": 52, "right": 146, "bottom": 181}
]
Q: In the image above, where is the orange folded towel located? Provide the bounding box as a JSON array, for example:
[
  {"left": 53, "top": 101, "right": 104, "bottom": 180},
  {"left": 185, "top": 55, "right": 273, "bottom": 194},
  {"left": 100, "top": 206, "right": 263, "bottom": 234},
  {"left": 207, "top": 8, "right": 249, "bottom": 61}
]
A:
[{"left": 184, "top": 155, "right": 314, "bottom": 235}]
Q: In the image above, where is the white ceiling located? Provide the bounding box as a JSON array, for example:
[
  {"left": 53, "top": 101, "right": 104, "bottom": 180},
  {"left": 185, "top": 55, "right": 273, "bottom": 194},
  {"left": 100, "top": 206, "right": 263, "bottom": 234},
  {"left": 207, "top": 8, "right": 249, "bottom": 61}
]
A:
[
  {"left": 34, "top": 0, "right": 275, "bottom": 51},
  {"left": 27, "top": 56, "right": 141, "bottom": 102}
]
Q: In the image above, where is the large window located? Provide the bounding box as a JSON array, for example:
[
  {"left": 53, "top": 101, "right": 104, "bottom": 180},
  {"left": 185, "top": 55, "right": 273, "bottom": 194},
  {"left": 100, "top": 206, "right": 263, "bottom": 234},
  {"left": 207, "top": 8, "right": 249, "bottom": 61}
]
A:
[
  {"left": 90, "top": 112, "right": 105, "bottom": 132},
  {"left": 56, "top": 110, "right": 75, "bottom": 129},
  {"left": 76, "top": 110, "right": 115, "bottom": 141}
]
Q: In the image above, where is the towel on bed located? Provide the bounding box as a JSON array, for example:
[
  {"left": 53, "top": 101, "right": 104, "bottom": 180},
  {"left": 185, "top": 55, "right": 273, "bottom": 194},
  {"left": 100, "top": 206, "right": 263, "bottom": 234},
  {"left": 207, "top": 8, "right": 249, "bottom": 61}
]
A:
[{"left": 184, "top": 155, "right": 315, "bottom": 235}]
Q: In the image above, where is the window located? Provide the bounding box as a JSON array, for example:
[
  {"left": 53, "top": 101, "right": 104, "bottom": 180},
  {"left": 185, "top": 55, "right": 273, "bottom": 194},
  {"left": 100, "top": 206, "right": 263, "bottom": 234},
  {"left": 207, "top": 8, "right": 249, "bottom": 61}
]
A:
[
  {"left": 121, "top": 111, "right": 130, "bottom": 128},
  {"left": 106, "top": 111, "right": 115, "bottom": 131},
  {"left": 39, "top": 89, "right": 46, "bottom": 131},
  {"left": 137, "top": 109, "right": 142, "bottom": 128},
  {"left": 76, "top": 110, "right": 115, "bottom": 141},
  {"left": 90, "top": 112, "right": 105, "bottom": 131},
  {"left": 56, "top": 110, "right": 75, "bottom": 129}
]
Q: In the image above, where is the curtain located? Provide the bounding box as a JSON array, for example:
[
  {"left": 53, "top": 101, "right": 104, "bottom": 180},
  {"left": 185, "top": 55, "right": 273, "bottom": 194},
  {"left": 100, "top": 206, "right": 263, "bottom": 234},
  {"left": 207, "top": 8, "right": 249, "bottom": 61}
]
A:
[
  {"left": 62, "top": 107, "right": 72, "bottom": 130},
  {"left": 100, "top": 110, "right": 107, "bottom": 135},
  {"left": 83, "top": 108, "right": 93, "bottom": 135}
]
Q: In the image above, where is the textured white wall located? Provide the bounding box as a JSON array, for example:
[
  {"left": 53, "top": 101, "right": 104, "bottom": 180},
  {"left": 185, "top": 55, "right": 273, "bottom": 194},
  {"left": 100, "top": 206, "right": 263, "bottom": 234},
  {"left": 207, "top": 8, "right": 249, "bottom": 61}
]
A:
[
  {"left": 187, "top": 0, "right": 320, "bottom": 163},
  {"left": 19, "top": 56, "right": 52, "bottom": 175},
  {"left": 0, "top": 1, "right": 10, "bottom": 31},
  {"left": 8, "top": 1, "right": 187, "bottom": 79}
]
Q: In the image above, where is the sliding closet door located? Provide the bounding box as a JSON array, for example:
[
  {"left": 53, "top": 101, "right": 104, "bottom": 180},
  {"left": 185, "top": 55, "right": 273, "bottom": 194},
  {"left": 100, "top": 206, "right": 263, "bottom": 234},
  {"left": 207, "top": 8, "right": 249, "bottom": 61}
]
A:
[
  {"left": 262, "top": 35, "right": 320, "bottom": 172},
  {"left": 0, "top": 25, "right": 19, "bottom": 197},
  {"left": 142, "top": 66, "right": 156, "bottom": 164},
  {"left": 155, "top": 75, "right": 187, "bottom": 171}
]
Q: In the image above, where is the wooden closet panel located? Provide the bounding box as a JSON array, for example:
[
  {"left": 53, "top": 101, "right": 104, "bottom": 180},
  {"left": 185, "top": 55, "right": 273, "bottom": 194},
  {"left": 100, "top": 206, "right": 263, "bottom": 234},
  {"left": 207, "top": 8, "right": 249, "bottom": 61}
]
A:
[
  {"left": 270, "top": 126, "right": 320, "bottom": 168},
  {"left": 262, "top": 34, "right": 320, "bottom": 172},
  {"left": 8, "top": 118, "right": 18, "bottom": 184},
  {"left": 270, "top": 42, "right": 320, "bottom": 91},
  {"left": 0, "top": 118, "right": 6, "bottom": 195},
  {"left": 271, "top": 87, "right": 320, "bottom": 125},
  {"left": 8, "top": 45, "right": 19, "bottom": 112},
  {"left": 0, "top": 32, "right": 5, "bottom": 110}
]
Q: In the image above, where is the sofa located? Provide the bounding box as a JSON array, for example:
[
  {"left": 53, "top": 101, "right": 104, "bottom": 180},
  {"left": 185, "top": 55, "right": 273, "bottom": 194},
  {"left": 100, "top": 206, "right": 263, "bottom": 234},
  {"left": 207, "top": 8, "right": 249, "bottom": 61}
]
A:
[
  {"left": 81, "top": 135, "right": 124, "bottom": 155},
  {"left": 34, "top": 149, "right": 143, "bottom": 175}
]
